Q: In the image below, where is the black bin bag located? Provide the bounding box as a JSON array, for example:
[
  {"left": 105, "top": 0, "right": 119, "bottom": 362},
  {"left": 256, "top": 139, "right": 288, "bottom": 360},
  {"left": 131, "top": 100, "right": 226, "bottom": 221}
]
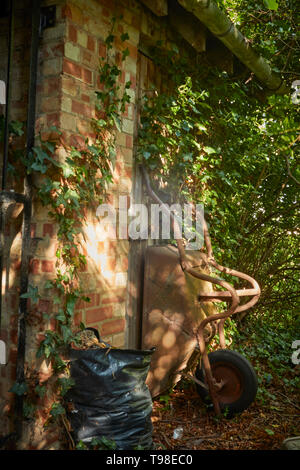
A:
[{"left": 67, "top": 347, "right": 154, "bottom": 450}]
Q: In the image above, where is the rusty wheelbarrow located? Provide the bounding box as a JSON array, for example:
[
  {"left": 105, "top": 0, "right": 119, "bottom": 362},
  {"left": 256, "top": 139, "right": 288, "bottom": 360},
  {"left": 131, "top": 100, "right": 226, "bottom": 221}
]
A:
[{"left": 141, "top": 167, "right": 261, "bottom": 417}]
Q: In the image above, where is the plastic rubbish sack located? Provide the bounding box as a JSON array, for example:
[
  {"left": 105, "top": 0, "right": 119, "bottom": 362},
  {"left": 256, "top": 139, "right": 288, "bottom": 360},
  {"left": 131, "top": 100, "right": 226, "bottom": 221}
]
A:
[{"left": 67, "top": 344, "right": 154, "bottom": 450}]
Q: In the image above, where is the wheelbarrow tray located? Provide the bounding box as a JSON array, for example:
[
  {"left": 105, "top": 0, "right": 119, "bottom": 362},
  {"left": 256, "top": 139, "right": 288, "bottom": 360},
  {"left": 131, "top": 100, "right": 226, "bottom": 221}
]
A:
[{"left": 142, "top": 245, "right": 218, "bottom": 397}]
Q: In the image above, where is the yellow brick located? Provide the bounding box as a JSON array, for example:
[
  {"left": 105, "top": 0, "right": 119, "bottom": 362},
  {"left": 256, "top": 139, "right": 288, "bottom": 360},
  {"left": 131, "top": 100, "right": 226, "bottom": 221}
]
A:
[{"left": 65, "top": 42, "right": 80, "bottom": 62}]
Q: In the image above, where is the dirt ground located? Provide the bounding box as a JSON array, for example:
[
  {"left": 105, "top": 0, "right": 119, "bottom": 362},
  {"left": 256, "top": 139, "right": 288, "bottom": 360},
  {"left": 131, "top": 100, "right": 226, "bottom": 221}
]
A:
[{"left": 151, "top": 382, "right": 300, "bottom": 450}]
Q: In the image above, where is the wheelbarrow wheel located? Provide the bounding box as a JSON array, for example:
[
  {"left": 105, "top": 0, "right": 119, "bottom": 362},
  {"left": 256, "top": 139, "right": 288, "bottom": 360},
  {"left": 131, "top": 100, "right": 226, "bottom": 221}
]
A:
[{"left": 195, "top": 349, "right": 258, "bottom": 418}]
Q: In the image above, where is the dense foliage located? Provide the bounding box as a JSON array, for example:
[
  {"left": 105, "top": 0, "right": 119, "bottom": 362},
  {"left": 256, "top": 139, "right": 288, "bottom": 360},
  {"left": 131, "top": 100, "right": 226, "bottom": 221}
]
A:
[{"left": 138, "top": 0, "right": 299, "bottom": 390}]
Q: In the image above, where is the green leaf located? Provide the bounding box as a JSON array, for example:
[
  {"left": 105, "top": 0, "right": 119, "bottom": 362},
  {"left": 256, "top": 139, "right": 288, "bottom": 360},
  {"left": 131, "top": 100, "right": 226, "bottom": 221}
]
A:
[
  {"left": 35, "top": 384, "right": 47, "bottom": 398},
  {"left": 203, "top": 146, "right": 217, "bottom": 155},
  {"left": 120, "top": 32, "right": 129, "bottom": 42},
  {"left": 264, "top": 0, "right": 278, "bottom": 10},
  {"left": 264, "top": 428, "right": 275, "bottom": 436},
  {"left": 20, "top": 284, "right": 40, "bottom": 304},
  {"left": 143, "top": 151, "right": 151, "bottom": 160},
  {"left": 50, "top": 402, "right": 65, "bottom": 417},
  {"left": 9, "top": 381, "right": 28, "bottom": 396}
]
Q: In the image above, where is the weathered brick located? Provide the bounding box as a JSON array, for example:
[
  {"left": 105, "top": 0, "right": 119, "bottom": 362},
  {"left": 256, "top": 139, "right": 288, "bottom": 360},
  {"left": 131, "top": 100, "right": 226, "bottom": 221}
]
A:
[
  {"left": 61, "top": 95, "right": 72, "bottom": 112},
  {"left": 81, "top": 93, "right": 90, "bottom": 103},
  {"left": 98, "top": 42, "right": 106, "bottom": 58},
  {"left": 29, "top": 259, "right": 40, "bottom": 275},
  {"left": 122, "top": 118, "right": 134, "bottom": 134},
  {"left": 82, "top": 67, "right": 92, "bottom": 84},
  {"left": 68, "top": 24, "right": 77, "bottom": 42},
  {"left": 115, "top": 272, "right": 127, "bottom": 287},
  {"left": 42, "top": 58, "right": 62, "bottom": 77},
  {"left": 47, "top": 113, "right": 60, "bottom": 127},
  {"left": 61, "top": 75, "right": 79, "bottom": 97},
  {"left": 60, "top": 112, "right": 77, "bottom": 131},
  {"left": 41, "top": 260, "right": 54, "bottom": 273},
  {"left": 86, "top": 306, "right": 113, "bottom": 324},
  {"left": 87, "top": 35, "right": 95, "bottom": 52},
  {"left": 72, "top": 100, "right": 92, "bottom": 117},
  {"left": 65, "top": 42, "right": 80, "bottom": 62},
  {"left": 63, "top": 58, "right": 82, "bottom": 79},
  {"left": 38, "top": 299, "right": 52, "bottom": 314},
  {"left": 30, "top": 223, "right": 36, "bottom": 237},
  {"left": 125, "top": 135, "right": 133, "bottom": 149},
  {"left": 101, "top": 318, "right": 125, "bottom": 336},
  {"left": 77, "top": 29, "right": 88, "bottom": 48},
  {"left": 43, "top": 223, "right": 54, "bottom": 238}
]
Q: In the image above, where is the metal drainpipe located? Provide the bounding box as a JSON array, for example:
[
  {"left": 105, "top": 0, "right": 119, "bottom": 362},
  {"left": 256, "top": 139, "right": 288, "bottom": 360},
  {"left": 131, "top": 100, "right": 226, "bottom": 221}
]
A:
[
  {"left": 177, "top": 0, "right": 289, "bottom": 95},
  {"left": 0, "top": 0, "right": 14, "bottom": 330},
  {"left": 14, "top": 0, "right": 41, "bottom": 443}
]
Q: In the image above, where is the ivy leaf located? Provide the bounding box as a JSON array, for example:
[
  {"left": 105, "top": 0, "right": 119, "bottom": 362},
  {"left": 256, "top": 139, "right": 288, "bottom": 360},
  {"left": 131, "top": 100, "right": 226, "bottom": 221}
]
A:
[
  {"left": 9, "top": 381, "right": 28, "bottom": 396},
  {"left": 143, "top": 151, "right": 151, "bottom": 160},
  {"left": 264, "top": 0, "right": 278, "bottom": 10},
  {"left": 50, "top": 402, "right": 65, "bottom": 417},
  {"left": 35, "top": 384, "right": 47, "bottom": 398},
  {"left": 203, "top": 146, "right": 217, "bottom": 155},
  {"left": 20, "top": 284, "right": 40, "bottom": 304},
  {"left": 57, "top": 377, "right": 75, "bottom": 396},
  {"left": 121, "top": 32, "right": 129, "bottom": 42}
]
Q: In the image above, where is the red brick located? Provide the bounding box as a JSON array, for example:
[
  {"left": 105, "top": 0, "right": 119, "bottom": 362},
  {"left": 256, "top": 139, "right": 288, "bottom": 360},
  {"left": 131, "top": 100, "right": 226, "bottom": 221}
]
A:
[
  {"left": 69, "top": 134, "right": 86, "bottom": 148},
  {"left": 47, "top": 113, "right": 60, "bottom": 127},
  {"left": 98, "top": 42, "right": 106, "bottom": 58},
  {"left": 124, "top": 166, "right": 132, "bottom": 179},
  {"left": 10, "top": 293, "right": 17, "bottom": 309},
  {"left": 102, "top": 293, "right": 125, "bottom": 305},
  {"left": 10, "top": 329, "right": 18, "bottom": 345},
  {"left": 69, "top": 24, "right": 77, "bottom": 42},
  {"left": 72, "top": 100, "right": 92, "bottom": 117},
  {"left": 128, "top": 44, "right": 137, "bottom": 61},
  {"left": 63, "top": 59, "right": 82, "bottom": 79},
  {"left": 9, "top": 348, "right": 17, "bottom": 364},
  {"left": 47, "top": 77, "right": 61, "bottom": 95},
  {"left": 81, "top": 93, "right": 90, "bottom": 103},
  {"left": 82, "top": 68, "right": 92, "bottom": 84},
  {"left": 50, "top": 43, "right": 64, "bottom": 57},
  {"left": 130, "top": 74, "right": 136, "bottom": 89},
  {"left": 29, "top": 259, "right": 40, "bottom": 275},
  {"left": 61, "top": 5, "right": 72, "bottom": 19},
  {"left": 38, "top": 299, "right": 52, "bottom": 314},
  {"left": 89, "top": 293, "right": 100, "bottom": 307},
  {"left": 101, "top": 318, "right": 125, "bottom": 336},
  {"left": 11, "top": 365, "right": 16, "bottom": 381},
  {"left": 74, "top": 311, "right": 82, "bottom": 326},
  {"left": 30, "top": 223, "right": 36, "bottom": 237},
  {"left": 41, "top": 260, "right": 54, "bottom": 273},
  {"left": 86, "top": 306, "right": 113, "bottom": 324},
  {"left": 11, "top": 259, "right": 21, "bottom": 271},
  {"left": 82, "top": 50, "right": 92, "bottom": 65},
  {"left": 97, "top": 241, "right": 105, "bottom": 253},
  {"left": 43, "top": 223, "right": 54, "bottom": 237},
  {"left": 4, "top": 224, "right": 10, "bottom": 236},
  {"left": 120, "top": 70, "right": 125, "bottom": 84},
  {"left": 106, "top": 256, "right": 116, "bottom": 271},
  {"left": 102, "top": 7, "right": 110, "bottom": 17},
  {"left": 37, "top": 333, "right": 46, "bottom": 344},
  {"left": 0, "top": 329, "right": 8, "bottom": 341},
  {"left": 126, "top": 135, "right": 133, "bottom": 148},
  {"left": 87, "top": 35, "right": 95, "bottom": 52}
]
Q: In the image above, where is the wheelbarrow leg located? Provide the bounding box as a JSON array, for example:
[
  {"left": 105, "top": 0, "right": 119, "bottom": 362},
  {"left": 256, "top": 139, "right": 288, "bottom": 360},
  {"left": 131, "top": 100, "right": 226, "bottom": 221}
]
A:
[
  {"left": 218, "top": 319, "right": 226, "bottom": 349},
  {"left": 202, "top": 349, "right": 221, "bottom": 415}
]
